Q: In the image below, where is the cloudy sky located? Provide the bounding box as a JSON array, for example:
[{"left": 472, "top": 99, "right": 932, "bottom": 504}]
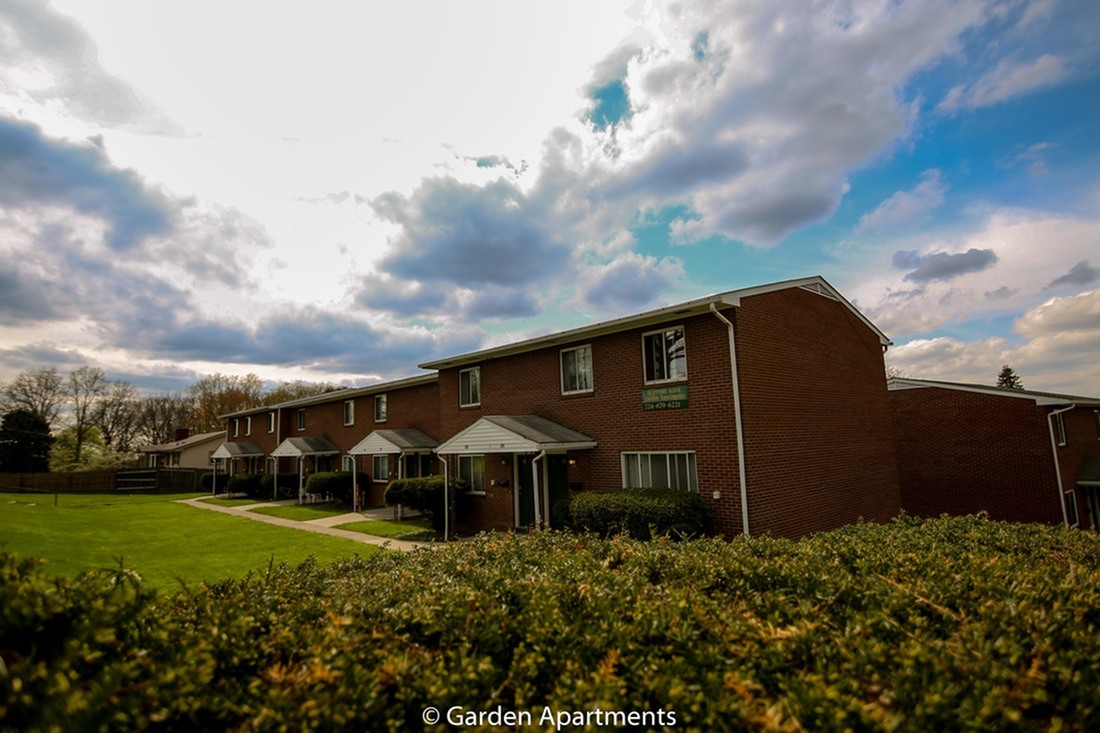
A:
[{"left": 1, "top": 0, "right": 1098, "bottom": 396}]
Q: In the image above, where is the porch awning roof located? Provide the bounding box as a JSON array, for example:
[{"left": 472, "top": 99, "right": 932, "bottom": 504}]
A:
[
  {"left": 436, "top": 415, "right": 597, "bottom": 455},
  {"left": 212, "top": 441, "right": 265, "bottom": 459},
  {"left": 1077, "top": 458, "right": 1100, "bottom": 487},
  {"left": 271, "top": 436, "right": 341, "bottom": 458},
  {"left": 348, "top": 429, "right": 438, "bottom": 456}
]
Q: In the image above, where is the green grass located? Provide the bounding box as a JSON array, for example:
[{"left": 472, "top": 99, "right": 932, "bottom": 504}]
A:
[
  {"left": 248, "top": 502, "right": 354, "bottom": 521},
  {"left": 0, "top": 492, "right": 375, "bottom": 591},
  {"left": 199, "top": 496, "right": 264, "bottom": 507},
  {"left": 337, "top": 517, "right": 437, "bottom": 541}
]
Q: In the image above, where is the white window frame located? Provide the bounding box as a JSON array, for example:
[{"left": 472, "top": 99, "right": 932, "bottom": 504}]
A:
[
  {"left": 459, "top": 454, "right": 486, "bottom": 495},
  {"left": 244, "top": 416, "right": 252, "bottom": 436},
  {"left": 297, "top": 409, "right": 306, "bottom": 431},
  {"left": 343, "top": 400, "right": 355, "bottom": 426},
  {"left": 1054, "top": 412, "right": 1067, "bottom": 446},
  {"left": 560, "top": 344, "right": 594, "bottom": 395},
  {"left": 267, "top": 411, "right": 275, "bottom": 434},
  {"left": 372, "top": 455, "right": 389, "bottom": 482},
  {"left": 232, "top": 419, "right": 239, "bottom": 438},
  {"left": 342, "top": 455, "right": 355, "bottom": 472},
  {"left": 621, "top": 451, "right": 698, "bottom": 492},
  {"left": 459, "top": 367, "right": 481, "bottom": 407},
  {"left": 641, "top": 326, "right": 687, "bottom": 384},
  {"left": 375, "top": 394, "right": 388, "bottom": 422}
]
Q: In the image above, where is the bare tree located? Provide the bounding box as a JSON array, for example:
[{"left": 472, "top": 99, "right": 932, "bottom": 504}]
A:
[
  {"left": 92, "top": 381, "right": 141, "bottom": 452},
  {"left": 1, "top": 367, "right": 65, "bottom": 430},
  {"left": 135, "top": 392, "right": 196, "bottom": 445},
  {"left": 67, "top": 366, "right": 108, "bottom": 465},
  {"left": 189, "top": 373, "right": 265, "bottom": 432},
  {"left": 263, "top": 379, "right": 345, "bottom": 405}
]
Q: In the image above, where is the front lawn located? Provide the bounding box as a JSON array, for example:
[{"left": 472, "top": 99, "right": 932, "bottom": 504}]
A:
[
  {"left": 0, "top": 492, "right": 374, "bottom": 590},
  {"left": 199, "top": 496, "right": 265, "bottom": 507},
  {"left": 248, "top": 502, "right": 354, "bottom": 521},
  {"left": 337, "top": 517, "right": 436, "bottom": 541}
]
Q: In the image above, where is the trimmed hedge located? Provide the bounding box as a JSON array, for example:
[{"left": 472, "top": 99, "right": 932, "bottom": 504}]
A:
[
  {"left": 4, "top": 516, "right": 1100, "bottom": 730},
  {"left": 384, "top": 475, "right": 469, "bottom": 534},
  {"left": 224, "top": 473, "right": 264, "bottom": 498},
  {"left": 304, "top": 471, "right": 366, "bottom": 503},
  {"left": 570, "top": 487, "right": 711, "bottom": 539}
]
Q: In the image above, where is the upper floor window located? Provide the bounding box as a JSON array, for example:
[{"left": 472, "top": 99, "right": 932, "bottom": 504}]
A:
[
  {"left": 561, "top": 345, "right": 594, "bottom": 394},
  {"left": 622, "top": 451, "right": 698, "bottom": 492},
  {"left": 267, "top": 412, "right": 275, "bottom": 433},
  {"left": 1054, "top": 412, "right": 1067, "bottom": 446},
  {"left": 344, "top": 400, "right": 355, "bottom": 426},
  {"left": 232, "top": 419, "right": 239, "bottom": 437},
  {"left": 642, "top": 326, "right": 686, "bottom": 384},
  {"left": 460, "top": 367, "right": 481, "bottom": 407},
  {"left": 296, "top": 409, "right": 306, "bottom": 431},
  {"left": 375, "top": 394, "right": 388, "bottom": 422},
  {"left": 244, "top": 416, "right": 252, "bottom": 436}
]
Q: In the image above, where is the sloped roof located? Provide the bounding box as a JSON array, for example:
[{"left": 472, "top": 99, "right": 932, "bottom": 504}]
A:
[
  {"left": 139, "top": 431, "right": 224, "bottom": 454},
  {"left": 888, "top": 377, "right": 1100, "bottom": 407},
  {"left": 212, "top": 441, "right": 265, "bottom": 459},
  {"left": 219, "top": 373, "right": 438, "bottom": 420},
  {"left": 271, "top": 436, "right": 341, "bottom": 457},
  {"left": 437, "top": 415, "right": 597, "bottom": 455},
  {"left": 349, "top": 429, "right": 438, "bottom": 455},
  {"left": 420, "top": 276, "right": 889, "bottom": 370}
]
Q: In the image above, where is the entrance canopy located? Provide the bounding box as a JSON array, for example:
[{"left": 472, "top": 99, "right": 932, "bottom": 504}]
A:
[
  {"left": 212, "top": 441, "right": 265, "bottom": 460},
  {"left": 436, "top": 415, "right": 596, "bottom": 455},
  {"left": 271, "top": 436, "right": 340, "bottom": 458},
  {"left": 349, "top": 428, "right": 438, "bottom": 456},
  {"left": 1078, "top": 458, "right": 1100, "bottom": 487}
]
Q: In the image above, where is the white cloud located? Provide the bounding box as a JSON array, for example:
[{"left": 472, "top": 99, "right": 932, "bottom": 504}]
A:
[
  {"left": 858, "top": 170, "right": 947, "bottom": 231},
  {"left": 888, "top": 289, "right": 1100, "bottom": 396},
  {"left": 938, "top": 54, "right": 1068, "bottom": 112},
  {"left": 851, "top": 208, "right": 1100, "bottom": 338}
]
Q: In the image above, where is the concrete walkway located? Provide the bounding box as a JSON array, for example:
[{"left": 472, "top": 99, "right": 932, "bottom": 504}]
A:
[{"left": 178, "top": 496, "right": 438, "bottom": 552}]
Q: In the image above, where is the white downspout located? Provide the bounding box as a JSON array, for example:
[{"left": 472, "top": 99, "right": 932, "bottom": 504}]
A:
[
  {"left": 351, "top": 455, "right": 359, "bottom": 513},
  {"left": 1048, "top": 404, "right": 1076, "bottom": 526},
  {"left": 710, "top": 303, "right": 750, "bottom": 536},
  {"left": 532, "top": 450, "right": 547, "bottom": 528}
]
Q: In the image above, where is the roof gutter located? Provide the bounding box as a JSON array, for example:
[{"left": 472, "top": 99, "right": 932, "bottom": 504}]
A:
[
  {"left": 710, "top": 303, "right": 750, "bottom": 536},
  {"left": 1047, "top": 404, "right": 1076, "bottom": 527}
]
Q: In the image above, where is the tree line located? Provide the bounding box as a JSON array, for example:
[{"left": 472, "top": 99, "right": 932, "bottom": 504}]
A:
[{"left": 0, "top": 367, "right": 344, "bottom": 473}]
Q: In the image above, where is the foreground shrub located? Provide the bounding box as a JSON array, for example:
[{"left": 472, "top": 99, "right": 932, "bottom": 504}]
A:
[
  {"left": 384, "top": 475, "right": 469, "bottom": 534},
  {"left": 4, "top": 516, "right": 1100, "bottom": 730},
  {"left": 570, "top": 487, "right": 711, "bottom": 539}
]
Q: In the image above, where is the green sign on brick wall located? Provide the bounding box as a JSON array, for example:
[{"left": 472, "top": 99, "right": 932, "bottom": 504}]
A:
[{"left": 642, "top": 384, "right": 689, "bottom": 411}]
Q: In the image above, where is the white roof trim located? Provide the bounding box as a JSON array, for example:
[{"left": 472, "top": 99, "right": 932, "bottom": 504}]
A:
[
  {"left": 436, "top": 416, "right": 597, "bottom": 455},
  {"left": 271, "top": 436, "right": 341, "bottom": 457},
  {"left": 887, "top": 377, "right": 1100, "bottom": 406},
  {"left": 420, "top": 276, "right": 889, "bottom": 370}
]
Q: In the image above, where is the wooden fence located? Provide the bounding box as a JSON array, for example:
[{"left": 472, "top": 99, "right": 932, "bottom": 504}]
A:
[{"left": 0, "top": 468, "right": 206, "bottom": 494}]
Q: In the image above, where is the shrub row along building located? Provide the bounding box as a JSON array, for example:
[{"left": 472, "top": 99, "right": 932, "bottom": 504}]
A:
[{"left": 210, "top": 276, "right": 1100, "bottom": 538}]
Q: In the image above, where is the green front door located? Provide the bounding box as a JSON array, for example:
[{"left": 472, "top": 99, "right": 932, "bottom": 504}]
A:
[
  {"left": 517, "top": 454, "right": 535, "bottom": 527},
  {"left": 548, "top": 455, "right": 570, "bottom": 529}
]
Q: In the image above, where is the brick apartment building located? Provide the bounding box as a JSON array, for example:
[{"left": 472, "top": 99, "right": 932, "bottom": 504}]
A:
[
  {"left": 889, "top": 378, "right": 1100, "bottom": 530},
  {"left": 217, "top": 276, "right": 902, "bottom": 539}
]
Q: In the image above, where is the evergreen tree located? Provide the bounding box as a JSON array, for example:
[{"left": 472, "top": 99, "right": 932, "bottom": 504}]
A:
[
  {"left": 0, "top": 409, "right": 53, "bottom": 472},
  {"left": 996, "top": 365, "right": 1024, "bottom": 390}
]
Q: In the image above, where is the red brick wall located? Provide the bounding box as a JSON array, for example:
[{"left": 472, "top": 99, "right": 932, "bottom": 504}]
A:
[
  {"left": 735, "top": 287, "right": 901, "bottom": 537},
  {"left": 437, "top": 286, "right": 899, "bottom": 538},
  {"left": 890, "top": 387, "right": 1070, "bottom": 525}
]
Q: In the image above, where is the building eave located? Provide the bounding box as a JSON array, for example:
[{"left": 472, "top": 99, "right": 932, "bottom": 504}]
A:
[{"left": 887, "top": 377, "right": 1100, "bottom": 406}]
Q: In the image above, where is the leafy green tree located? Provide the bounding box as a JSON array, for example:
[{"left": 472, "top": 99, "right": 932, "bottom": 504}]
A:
[
  {"left": 996, "top": 364, "right": 1024, "bottom": 390},
  {"left": 0, "top": 409, "right": 53, "bottom": 472},
  {"left": 66, "top": 366, "right": 109, "bottom": 466},
  {"left": 50, "top": 425, "right": 106, "bottom": 472}
]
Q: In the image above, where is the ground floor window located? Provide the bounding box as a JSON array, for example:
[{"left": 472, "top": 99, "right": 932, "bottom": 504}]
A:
[
  {"left": 372, "top": 455, "right": 389, "bottom": 482},
  {"left": 342, "top": 455, "right": 355, "bottom": 472},
  {"left": 1066, "top": 490, "right": 1079, "bottom": 527},
  {"left": 459, "top": 454, "right": 485, "bottom": 493},
  {"left": 621, "top": 451, "right": 697, "bottom": 492}
]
